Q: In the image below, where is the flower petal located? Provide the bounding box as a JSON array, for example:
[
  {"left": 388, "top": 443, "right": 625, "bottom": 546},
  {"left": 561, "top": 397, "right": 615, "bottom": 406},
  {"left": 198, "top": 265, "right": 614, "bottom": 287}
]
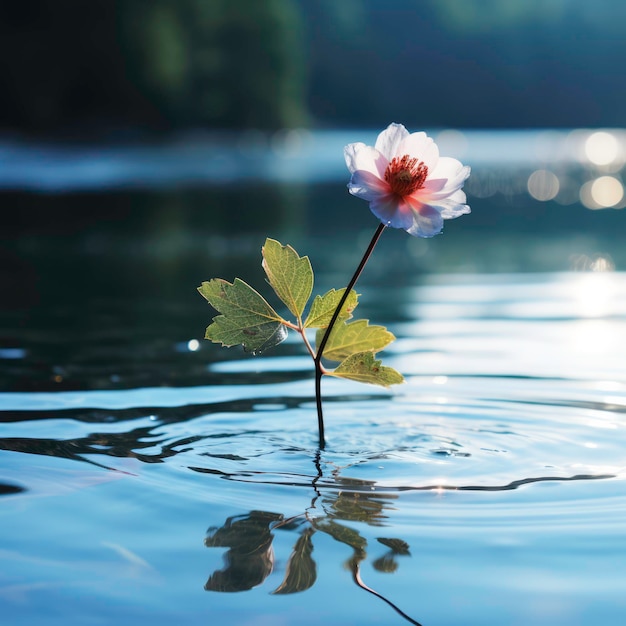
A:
[
  {"left": 344, "top": 144, "right": 387, "bottom": 178},
  {"left": 404, "top": 200, "right": 444, "bottom": 238},
  {"left": 368, "top": 195, "right": 412, "bottom": 230},
  {"left": 429, "top": 158, "right": 471, "bottom": 193},
  {"left": 344, "top": 142, "right": 366, "bottom": 173},
  {"left": 422, "top": 177, "right": 447, "bottom": 193},
  {"left": 347, "top": 169, "right": 390, "bottom": 201},
  {"left": 374, "top": 123, "right": 409, "bottom": 160},
  {"left": 397, "top": 132, "right": 439, "bottom": 170},
  {"left": 431, "top": 189, "right": 471, "bottom": 219}
]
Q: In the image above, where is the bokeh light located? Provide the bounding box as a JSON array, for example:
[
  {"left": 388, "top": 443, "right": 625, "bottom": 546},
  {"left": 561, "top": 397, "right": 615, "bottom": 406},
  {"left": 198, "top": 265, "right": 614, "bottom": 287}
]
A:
[
  {"left": 187, "top": 339, "right": 201, "bottom": 352},
  {"left": 435, "top": 129, "right": 469, "bottom": 160},
  {"left": 527, "top": 169, "right": 559, "bottom": 201},
  {"left": 580, "top": 176, "right": 624, "bottom": 209},
  {"left": 584, "top": 131, "right": 620, "bottom": 166}
]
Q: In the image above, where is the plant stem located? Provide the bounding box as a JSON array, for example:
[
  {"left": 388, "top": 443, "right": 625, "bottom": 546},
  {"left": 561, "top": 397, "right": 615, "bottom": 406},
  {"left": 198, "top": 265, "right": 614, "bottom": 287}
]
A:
[{"left": 314, "top": 223, "right": 387, "bottom": 448}]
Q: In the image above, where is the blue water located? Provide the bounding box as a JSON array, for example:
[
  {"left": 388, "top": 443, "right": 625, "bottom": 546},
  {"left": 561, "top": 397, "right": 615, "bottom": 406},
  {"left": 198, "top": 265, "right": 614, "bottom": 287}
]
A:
[{"left": 1, "top": 130, "right": 626, "bottom": 625}]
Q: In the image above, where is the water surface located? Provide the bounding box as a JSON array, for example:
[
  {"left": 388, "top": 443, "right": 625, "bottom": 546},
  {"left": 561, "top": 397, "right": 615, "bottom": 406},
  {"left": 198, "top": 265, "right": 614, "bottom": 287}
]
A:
[
  {"left": 2, "top": 264, "right": 625, "bottom": 625},
  {"left": 1, "top": 130, "right": 626, "bottom": 625}
]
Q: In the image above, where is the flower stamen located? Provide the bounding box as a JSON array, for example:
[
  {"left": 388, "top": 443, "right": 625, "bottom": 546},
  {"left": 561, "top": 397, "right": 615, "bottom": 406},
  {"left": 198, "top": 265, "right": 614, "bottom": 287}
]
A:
[{"left": 384, "top": 155, "right": 429, "bottom": 196}]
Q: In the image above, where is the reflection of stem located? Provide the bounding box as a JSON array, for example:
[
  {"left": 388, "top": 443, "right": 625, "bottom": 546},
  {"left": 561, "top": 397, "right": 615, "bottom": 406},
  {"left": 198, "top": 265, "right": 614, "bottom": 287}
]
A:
[
  {"left": 311, "top": 449, "right": 323, "bottom": 495},
  {"left": 306, "top": 448, "right": 323, "bottom": 519},
  {"left": 350, "top": 557, "right": 423, "bottom": 626},
  {"left": 313, "top": 223, "right": 387, "bottom": 448}
]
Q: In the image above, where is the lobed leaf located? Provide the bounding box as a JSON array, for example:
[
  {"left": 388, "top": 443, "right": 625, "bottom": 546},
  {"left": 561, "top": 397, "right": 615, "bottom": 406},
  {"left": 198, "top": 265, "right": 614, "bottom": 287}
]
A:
[
  {"left": 329, "top": 351, "right": 404, "bottom": 387},
  {"left": 304, "top": 288, "right": 359, "bottom": 328},
  {"left": 262, "top": 238, "right": 313, "bottom": 319},
  {"left": 198, "top": 278, "right": 287, "bottom": 353},
  {"left": 315, "top": 319, "right": 395, "bottom": 362}
]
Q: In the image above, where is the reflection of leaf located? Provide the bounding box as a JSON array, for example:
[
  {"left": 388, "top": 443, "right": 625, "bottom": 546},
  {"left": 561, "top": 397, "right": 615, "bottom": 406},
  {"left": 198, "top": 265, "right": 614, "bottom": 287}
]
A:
[
  {"left": 316, "top": 320, "right": 395, "bottom": 362},
  {"left": 262, "top": 238, "right": 314, "bottom": 319},
  {"left": 333, "top": 476, "right": 378, "bottom": 490},
  {"left": 315, "top": 519, "right": 367, "bottom": 554},
  {"left": 198, "top": 278, "right": 286, "bottom": 353},
  {"left": 304, "top": 288, "right": 358, "bottom": 328},
  {"left": 272, "top": 528, "right": 317, "bottom": 595},
  {"left": 372, "top": 554, "right": 399, "bottom": 573},
  {"left": 204, "top": 511, "right": 283, "bottom": 592},
  {"left": 330, "top": 351, "right": 404, "bottom": 387},
  {"left": 377, "top": 538, "right": 410, "bottom": 555},
  {"left": 324, "top": 491, "right": 391, "bottom": 526},
  {"left": 373, "top": 538, "right": 410, "bottom": 573}
]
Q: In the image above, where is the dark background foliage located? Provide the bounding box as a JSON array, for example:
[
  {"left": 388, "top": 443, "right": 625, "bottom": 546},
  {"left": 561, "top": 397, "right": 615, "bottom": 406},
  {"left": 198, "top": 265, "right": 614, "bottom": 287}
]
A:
[{"left": 1, "top": 0, "right": 625, "bottom": 135}]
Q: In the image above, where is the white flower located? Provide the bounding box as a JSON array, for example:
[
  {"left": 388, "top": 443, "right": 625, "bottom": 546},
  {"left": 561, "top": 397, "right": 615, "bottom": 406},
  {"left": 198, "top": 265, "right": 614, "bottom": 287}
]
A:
[{"left": 344, "top": 123, "right": 471, "bottom": 237}]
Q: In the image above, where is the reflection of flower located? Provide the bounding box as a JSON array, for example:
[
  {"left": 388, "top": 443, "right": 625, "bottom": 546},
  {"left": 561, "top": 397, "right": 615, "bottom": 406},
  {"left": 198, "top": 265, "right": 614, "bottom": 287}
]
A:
[{"left": 345, "top": 123, "right": 471, "bottom": 237}]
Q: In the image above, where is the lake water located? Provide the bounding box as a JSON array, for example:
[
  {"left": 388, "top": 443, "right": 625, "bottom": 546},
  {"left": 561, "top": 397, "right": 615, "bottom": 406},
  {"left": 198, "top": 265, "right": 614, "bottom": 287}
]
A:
[{"left": 1, "top": 129, "right": 626, "bottom": 625}]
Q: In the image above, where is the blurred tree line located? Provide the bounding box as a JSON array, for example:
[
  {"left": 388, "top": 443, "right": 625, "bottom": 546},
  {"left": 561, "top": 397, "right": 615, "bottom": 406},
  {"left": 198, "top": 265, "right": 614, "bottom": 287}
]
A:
[
  {"left": 300, "top": 0, "right": 626, "bottom": 129},
  {"left": 0, "top": 0, "right": 305, "bottom": 134},
  {"left": 1, "top": 0, "right": 626, "bottom": 135}
]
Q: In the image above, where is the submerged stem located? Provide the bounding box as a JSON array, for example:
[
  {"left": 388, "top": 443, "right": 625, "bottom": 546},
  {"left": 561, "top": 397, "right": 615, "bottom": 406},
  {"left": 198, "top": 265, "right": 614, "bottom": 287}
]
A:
[{"left": 314, "top": 223, "right": 387, "bottom": 448}]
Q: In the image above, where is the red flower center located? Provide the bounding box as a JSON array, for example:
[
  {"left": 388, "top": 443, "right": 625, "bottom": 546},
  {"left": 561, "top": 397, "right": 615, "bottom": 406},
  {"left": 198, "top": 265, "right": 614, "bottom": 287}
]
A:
[{"left": 384, "top": 155, "right": 429, "bottom": 196}]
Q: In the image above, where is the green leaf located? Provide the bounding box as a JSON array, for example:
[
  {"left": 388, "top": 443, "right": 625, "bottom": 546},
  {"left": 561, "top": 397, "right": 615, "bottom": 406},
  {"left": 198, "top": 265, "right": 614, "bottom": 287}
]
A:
[
  {"left": 315, "top": 320, "right": 395, "bottom": 362},
  {"left": 303, "top": 288, "right": 358, "bottom": 328},
  {"left": 329, "top": 351, "right": 404, "bottom": 387},
  {"left": 198, "top": 278, "right": 287, "bottom": 353},
  {"left": 262, "top": 238, "right": 313, "bottom": 319}
]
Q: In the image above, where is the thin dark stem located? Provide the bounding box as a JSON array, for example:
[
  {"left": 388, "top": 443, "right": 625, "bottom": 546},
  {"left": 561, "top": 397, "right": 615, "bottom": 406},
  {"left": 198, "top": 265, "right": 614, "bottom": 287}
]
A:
[
  {"left": 314, "top": 367, "right": 325, "bottom": 448},
  {"left": 351, "top": 559, "right": 423, "bottom": 626},
  {"left": 314, "top": 223, "right": 387, "bottom": 448}
]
